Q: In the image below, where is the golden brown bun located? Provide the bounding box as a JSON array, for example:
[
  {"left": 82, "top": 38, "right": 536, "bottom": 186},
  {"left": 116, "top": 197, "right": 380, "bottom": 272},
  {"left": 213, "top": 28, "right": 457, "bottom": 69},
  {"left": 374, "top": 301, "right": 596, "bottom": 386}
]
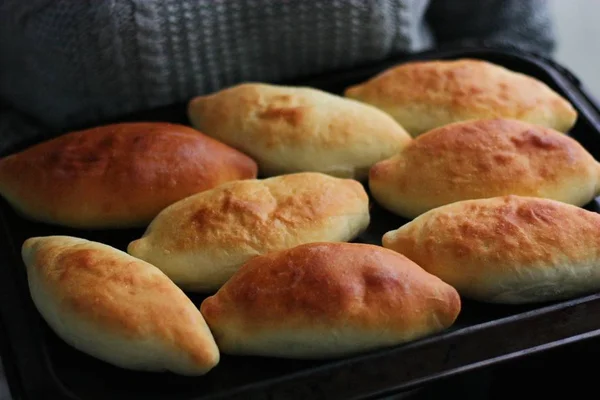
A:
[
  {"left": 0, "top": 122, "right": 258, "bottom": 229},
  {"left": 187, "top": 83, "right": 412, "bottom": 180},
  {"left": 22, "top": 236, "right": 219, "bottom": 375},
  {"left": 128, "top": 172, "right": 370, "bottom": 292},
  {"left": 201, "top": 242, "right": 460, "bottom": 359},
  {"left": 382, "top": 195, "right": 600, "bottom": 304},
  {"left": 345, "top": 59, "right": 577, "bottom": 136},
  {"left": 369, "top": 119, "right": 600, "bottom": 219}
]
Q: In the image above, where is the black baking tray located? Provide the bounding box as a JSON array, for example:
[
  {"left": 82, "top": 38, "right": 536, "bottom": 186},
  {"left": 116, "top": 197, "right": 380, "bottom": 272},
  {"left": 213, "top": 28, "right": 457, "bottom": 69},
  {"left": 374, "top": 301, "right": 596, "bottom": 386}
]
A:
[{"left": 2, "top": 47, "right": 600, "bottom": 400}]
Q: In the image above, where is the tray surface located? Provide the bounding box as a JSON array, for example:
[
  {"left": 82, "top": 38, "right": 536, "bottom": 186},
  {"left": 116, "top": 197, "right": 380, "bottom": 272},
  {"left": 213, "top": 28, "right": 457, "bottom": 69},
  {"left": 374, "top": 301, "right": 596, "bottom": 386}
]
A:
[{"left": 1, "top": 47, "right": 600, "bottom": 400}]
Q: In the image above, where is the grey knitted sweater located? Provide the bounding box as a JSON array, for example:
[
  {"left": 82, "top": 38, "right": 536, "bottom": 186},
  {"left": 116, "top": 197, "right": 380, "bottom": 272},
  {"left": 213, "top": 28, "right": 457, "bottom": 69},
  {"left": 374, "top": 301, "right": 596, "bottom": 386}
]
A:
[{"left": 0, "top": 0, "right": 555, "bottom": 155}]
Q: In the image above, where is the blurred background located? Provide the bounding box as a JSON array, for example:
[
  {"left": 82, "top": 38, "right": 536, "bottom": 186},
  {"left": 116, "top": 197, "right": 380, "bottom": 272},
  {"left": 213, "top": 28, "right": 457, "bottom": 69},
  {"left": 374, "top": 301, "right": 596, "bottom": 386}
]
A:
[{"left": 551, "top": 0, "right": 600, "bottom": 98}]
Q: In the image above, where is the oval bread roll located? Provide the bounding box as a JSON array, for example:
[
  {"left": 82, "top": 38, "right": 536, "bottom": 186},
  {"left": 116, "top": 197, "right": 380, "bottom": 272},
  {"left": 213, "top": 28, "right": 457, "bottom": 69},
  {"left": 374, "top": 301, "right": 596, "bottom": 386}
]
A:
[
  {"left": 187, "top": 83, "right": 412, "bottom": 180},
  {"left": 344, "top": 59, "right": 577, "bottom": 136},
  {"left": 0, "top": 122, "right": 258, "bottom": 229},
  {"left": 369, "top": 119, "right": 600, "bottom": 219},
  {"left": 382, "top": 195, "right": 600, "bottom": 304},
  {"left": 22, "top": 236, "right": 219, "bottom": 375},
  {"left": 201, "top": 242, "right": 461, "bottom": 359},
  {"left": 128, "top": 172, "right": 370, "bottom": 292}
]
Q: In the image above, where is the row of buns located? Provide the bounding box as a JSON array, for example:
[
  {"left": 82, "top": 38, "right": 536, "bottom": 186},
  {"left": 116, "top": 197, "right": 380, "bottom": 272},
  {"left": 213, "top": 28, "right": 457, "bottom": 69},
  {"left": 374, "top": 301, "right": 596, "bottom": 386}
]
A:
[
  {"left": 1, "top": 115, "right": 596, "bottom": 230},
  {"left": 0, "top": 59, "right": 581, "bottom": 230},
  {"left": 24, "top": 236, "right": 461, "bottom": 375},
  {"left": 6, "top": 58, "right": 600, "bottom": 377},
  {"left": 22, "top": 193, "right": 600, "bottom": 376}
]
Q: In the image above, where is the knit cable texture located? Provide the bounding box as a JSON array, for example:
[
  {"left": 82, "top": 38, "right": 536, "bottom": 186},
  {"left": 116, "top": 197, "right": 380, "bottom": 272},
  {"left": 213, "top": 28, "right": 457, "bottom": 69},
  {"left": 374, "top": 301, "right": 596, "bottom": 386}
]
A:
[{"left": 0, "top": 0, "right": 554, "bottom": 155}]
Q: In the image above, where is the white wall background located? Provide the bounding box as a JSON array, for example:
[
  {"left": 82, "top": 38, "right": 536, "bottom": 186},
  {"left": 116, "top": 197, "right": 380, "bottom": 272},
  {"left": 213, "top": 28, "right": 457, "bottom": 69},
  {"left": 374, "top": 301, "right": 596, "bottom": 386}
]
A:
[{"left": 550, "top": 0, "right": 600, "bottom": 98}]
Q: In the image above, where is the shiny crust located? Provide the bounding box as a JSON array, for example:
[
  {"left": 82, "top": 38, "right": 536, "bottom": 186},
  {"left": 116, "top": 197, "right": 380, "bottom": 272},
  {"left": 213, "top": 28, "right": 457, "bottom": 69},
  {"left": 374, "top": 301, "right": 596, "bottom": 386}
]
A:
[
  {"left": 344, "top": 59, "right": 578, "bottom": 136},
  {"left": 382, "top": 195, "right": 600, "bottom": 304},
  {"left": 200, "top": 242, "right": 460, "bottom": 359},
  {"left": 0, "top": 122, "right": 258, "bottom": 228},
  {"left": 22, "top": 236, "right": 219, "bottom": 375},
  {"left": 128, "top": 172, "right": 370, "bottom": 292},
  {"left": 369, "top": 118, "right": 600, "bottom": 219},
  {"left": 187, "top": 83, "right": 412, "bottom": 180}
]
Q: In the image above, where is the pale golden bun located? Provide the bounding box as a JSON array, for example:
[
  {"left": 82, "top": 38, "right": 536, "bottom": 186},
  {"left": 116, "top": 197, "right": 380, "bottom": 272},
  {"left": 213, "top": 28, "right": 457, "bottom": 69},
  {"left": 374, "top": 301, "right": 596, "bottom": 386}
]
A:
[
  {"left": 383, "top": 195, "right": 600, "bottom": 304},
  {"left": 22, "top": 236, "right": 219, "bottom": 375},
  {"left": 187, "top": 83, "right": 412, "bottom": 180},
  {"left": 345, "top": 59, "right": 577, "bottom": 136},
  {"left": 128, "top": 172, "right": 370, "bottom": 292}
]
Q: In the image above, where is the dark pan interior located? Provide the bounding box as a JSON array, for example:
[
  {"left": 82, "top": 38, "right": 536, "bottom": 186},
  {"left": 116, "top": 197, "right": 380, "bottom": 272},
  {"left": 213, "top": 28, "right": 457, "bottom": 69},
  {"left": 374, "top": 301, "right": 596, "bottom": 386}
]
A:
[{"left": 1, "top": 47, "right": 600, "bottom": 400}]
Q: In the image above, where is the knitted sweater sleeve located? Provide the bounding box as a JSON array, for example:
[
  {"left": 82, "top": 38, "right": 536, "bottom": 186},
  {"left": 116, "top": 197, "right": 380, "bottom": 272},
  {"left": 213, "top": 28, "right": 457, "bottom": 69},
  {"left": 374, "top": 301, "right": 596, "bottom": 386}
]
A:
[
  {"left": 426, "top": 0, "right": 556, "bottom": 56},
  {"left": 0, "top": 0, "right": 558, "bottom": 156}
]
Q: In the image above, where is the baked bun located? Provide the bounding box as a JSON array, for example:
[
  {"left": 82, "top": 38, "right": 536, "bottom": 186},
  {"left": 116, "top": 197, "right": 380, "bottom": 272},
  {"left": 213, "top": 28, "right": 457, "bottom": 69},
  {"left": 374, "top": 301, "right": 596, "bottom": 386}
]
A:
[
  {"left": 200, "top": 242, "right": 460, "bottom": 359},
  {"left": 345, "top": 59, "right": 577, "bottom": 136},
  {"left": 382, "top": 195, "right": 600, "bottom": 304},
  {"left": 0, "top": 122, "right": 257, "bottom": 229},
  {"left": 22, "top": 236, "right": 219, "bottom": 375},
  {"left": 128, "top": 172, "right": 370, "bottom": 292},
  {"left": 369, "top": 118, "right": 600, "bottom": 219},
  {"left": 187, "top": 83, "right": 412, "bottom": 180}
]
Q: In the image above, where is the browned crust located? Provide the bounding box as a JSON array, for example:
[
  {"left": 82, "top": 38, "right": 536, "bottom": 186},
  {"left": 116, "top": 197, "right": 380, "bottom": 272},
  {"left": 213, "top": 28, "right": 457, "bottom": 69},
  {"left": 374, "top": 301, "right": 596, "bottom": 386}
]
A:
[
  {"left": 201, "top": 242, "right": 461, "bottom": 336},
  {"left": 369, "top": 118, "right": 600, "bottom": 218},
  {"left": 0, "top": 122, "right": 258, "bottom": 228}
]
